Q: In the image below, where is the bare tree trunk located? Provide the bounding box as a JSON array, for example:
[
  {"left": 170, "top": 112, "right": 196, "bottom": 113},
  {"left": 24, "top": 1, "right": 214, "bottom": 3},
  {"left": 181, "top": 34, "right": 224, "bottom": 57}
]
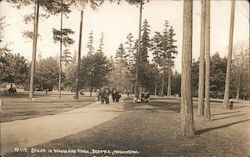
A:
[
  {"left": 29, "top": 1, "right": 39, "bottom": 99},
  {"left": 154, "top": 83, "right": 157, "bottom": 95},
  {"left": 236, "top": 49, "right": 244, "bottom": 100},
  {"left": 161, "top": 69, "right": 165, "bottom": 96},
  {"left": 197, "top": 0, "right": 206, "bottom": 116},
  {"left": 135, "top": 0, "right": 143, "bottom": 100},
  {"left": 75, "top": 10, "right": 83, "bottom": 99},
  {"left": 59, "top": 0, "right": 63, "bottom": 99},
  {"left": 167, "top": 70, "right": 171, "bottom": 96},
  {"left": 181, "top": 0, "right": 195, "bottom": 137},
  {"left": 223, "top": 0, "right": 235, "bottom": 108},
  {"left": 204, "top": 0, "right": 211, "bottom": 120}
]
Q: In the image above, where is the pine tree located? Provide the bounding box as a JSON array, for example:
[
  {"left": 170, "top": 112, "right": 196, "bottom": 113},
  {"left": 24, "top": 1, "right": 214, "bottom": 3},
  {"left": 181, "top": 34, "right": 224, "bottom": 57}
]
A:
[
  {"left": 223, "top": 0, "right": 236, "bottom": 108},
  {"left": 151, "top": 21, "right": 178, "bottom": 96},
  {"left": 167, "top": 26, "right": 178, "bottom": 96},
  {"left": 204, "top": 0, "right": 211, "bottom": 120},
  {"left": 87, "top": 31, "right": 95, "bottom": 56},
  {"left": 198, "top": 0, "right": 206, "bottom": 116},
  {"left": 181, "top": 0, "right": 195, "bottom": 137},
  {"left": 152, "top": 31, "right": 163, "bottom": 67},
  {"left": 125, "top": 33, "right": 135, "bottom": 70},
  {"left": 52, "top": 28, "right": 75, "bottom": 47},
  {"left": 140, "top": 19, "right": 151, "bottom": 62},
  {"left": 114, "top": 43, "right": 127, "bottom": 90},
  {"left": 97, "top": 32, "right": 104, "bottom": 54},
  {"left": 62, "top": 49, "right": 72, "bottom": 66}
]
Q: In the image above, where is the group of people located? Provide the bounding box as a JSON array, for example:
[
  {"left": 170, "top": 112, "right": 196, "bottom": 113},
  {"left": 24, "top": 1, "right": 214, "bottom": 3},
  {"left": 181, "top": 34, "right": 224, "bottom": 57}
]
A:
[
  {"left": 97, "top": 88, "right": 121, "bottom": 104},
  {"left": 134, "top": 92, "right": 150, "bottom": 103}
]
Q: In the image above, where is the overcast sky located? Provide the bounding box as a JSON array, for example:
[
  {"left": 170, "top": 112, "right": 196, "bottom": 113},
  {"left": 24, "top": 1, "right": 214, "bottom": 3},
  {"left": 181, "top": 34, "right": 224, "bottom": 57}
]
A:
[{"left": 0, "top": 0, "right": 249, "bottom": 72}]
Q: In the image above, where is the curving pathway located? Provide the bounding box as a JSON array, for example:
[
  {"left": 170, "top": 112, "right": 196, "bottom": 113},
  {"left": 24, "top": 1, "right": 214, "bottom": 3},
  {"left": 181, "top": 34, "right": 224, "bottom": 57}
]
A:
[{"left": 1, "top": 100, "right": 124, "bottom": 155}]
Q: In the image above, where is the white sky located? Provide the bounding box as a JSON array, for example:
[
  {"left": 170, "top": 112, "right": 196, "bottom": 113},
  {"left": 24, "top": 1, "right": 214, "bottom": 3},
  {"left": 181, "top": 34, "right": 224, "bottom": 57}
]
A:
[{"left": 0, "top": 0, "right": 249, "bottom": 72}]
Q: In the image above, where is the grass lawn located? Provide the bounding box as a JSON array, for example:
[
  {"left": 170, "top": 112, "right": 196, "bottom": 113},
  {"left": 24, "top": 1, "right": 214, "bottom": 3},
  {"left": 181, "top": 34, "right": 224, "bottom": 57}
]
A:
[
  {"left": 4, "top": 98, "right": 250, "bottom": 157},
  {"left": 1, "top": 92, "right": 96, "bottom": 123}
]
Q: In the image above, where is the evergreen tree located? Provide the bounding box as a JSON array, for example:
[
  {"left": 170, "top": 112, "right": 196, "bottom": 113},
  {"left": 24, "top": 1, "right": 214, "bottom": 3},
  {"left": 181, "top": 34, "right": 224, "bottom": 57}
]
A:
[
  {"left": 52, "top": 28, "right": 75, "bottom": 47},
  {"left": 166, "top": 26, "right": 178, "bottom": 96},
  {"left": 124, "top": 33, "right": 135, "bottom": 70},
  {"left": 114, "top": 43, "right": 127, "bottom": 90},
  {"left": 97, "top": 32, "right": 104, "bottom": 54},
  {"left": 140, "top": 19, "right": 151, "bottom": 62},
  {"left": 87, "top": 31, "right": 95, "bottom": 56},
  {"left": 151, "top": 31, "right": 163, "bottom": 67},
  {"left": 80, "top": 53, "right": 112, "bottom": 91},
  {"left": 62, "top": 49, "right": 72, "bottom": 66},
  {"left": 151, "top": 21, "right": 178, "bottom": 96},
  {"left": 181, "top": 0, "right": 195, "bottom": 137}
]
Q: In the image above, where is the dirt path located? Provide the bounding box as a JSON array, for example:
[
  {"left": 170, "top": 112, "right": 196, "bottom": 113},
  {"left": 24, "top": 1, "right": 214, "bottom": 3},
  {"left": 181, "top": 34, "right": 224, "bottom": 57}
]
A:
[{"left": 1, "top": 101, "right": 124, "bottom": 156}]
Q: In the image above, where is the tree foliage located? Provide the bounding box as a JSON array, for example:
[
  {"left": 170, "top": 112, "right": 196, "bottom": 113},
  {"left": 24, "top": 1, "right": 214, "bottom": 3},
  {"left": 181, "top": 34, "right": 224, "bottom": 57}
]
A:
[
  {"left": 52, "top": 28, "right": 75, "bottom": 47},
  {"left": 87, "top": 31, "right": 95, "bottom": 56},
  {"left": 35, "top": 57, "right": 60, "bottom": 92},
  {"left": 0, "top": 52, "right": 29, "bottom": 85},
  {"left": 80, "top": 52, "right": 112, "bottom": 89}
]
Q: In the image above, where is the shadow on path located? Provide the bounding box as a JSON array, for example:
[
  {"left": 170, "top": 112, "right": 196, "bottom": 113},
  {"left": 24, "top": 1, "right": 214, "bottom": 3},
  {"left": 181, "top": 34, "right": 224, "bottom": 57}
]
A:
[
  {"left": 212, "top": 113, "right": 249, "bottom": 121},
  {"left": 196, "top": 119, "right": 250, "bottom": 135}
]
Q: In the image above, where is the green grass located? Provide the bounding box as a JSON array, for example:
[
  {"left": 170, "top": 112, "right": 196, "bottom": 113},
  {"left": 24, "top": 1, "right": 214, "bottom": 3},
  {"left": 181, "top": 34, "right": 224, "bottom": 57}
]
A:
[{"left": 1, "top": 93, "right": 96, "bottom": 123}]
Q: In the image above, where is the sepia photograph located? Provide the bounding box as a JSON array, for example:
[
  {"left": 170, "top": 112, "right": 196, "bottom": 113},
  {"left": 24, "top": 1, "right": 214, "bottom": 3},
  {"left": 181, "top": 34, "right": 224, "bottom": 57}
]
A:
[{"left": 0, "top": 0, "right": 249, "bottom": 156}]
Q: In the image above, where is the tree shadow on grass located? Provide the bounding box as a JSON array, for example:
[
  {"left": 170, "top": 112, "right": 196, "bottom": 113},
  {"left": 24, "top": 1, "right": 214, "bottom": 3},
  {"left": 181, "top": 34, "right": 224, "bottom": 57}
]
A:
[
  {"left": 196, "top": 119, "right": 250, "bottom": 135},
  {"left": 233, "top": 106, "right": 249, "bottom": 109},
  {"left": 212, "top": 113, "right": 249, "bottom": 121},
  {"left": 211, "top": 111, "right": 240, "bottom": 116},
  {"left": 125, "top": 102, "right": 181, "bottom": 113}
]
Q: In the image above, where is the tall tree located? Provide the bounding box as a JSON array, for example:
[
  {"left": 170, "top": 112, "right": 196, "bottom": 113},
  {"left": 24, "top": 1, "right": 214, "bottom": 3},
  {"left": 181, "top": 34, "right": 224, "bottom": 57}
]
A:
[
  {"left": 181, "top": 0, "right": 195, "bottom": 137},
  {"left": 124, "top": 33, "right": 135, "bottom": 93},
  {"left": 151, "top": 31, "right": 162, "bottom": 95},
  {"left": 87, "top": 31, "right": 95, "bottom": 56},
  {"left": 160, "top": 20, "right": 170, "bottom": 96},
  {"left": 204, "top": 0, "right": 211, "bottom": 120},
  {"left": 232, "top": 42, "right": 249, "bottom": 100},
  {"left": 151, "top": 22, "right": 178, "bottom": 96},
  {"left": 97, "top": 32, "right": 104, "bottom": 54},
  {"left": 125, "top": 33, "right": 135, "bottom": 70},
  {"left": 29, "top": 1, "right": 39, "bottom": 99},
  {"left": 52, "top": 28, "right": 75, "bottom": 47},
  {"left": 80, "top": 53, "right": 112, "bottom": 91},
  {"left": 62, "top": 49, "right": 72, "bottom": 66},
  {"left": 197, "top": 0, "right": 206, "bottom": 116},
  {"left": 53, "top": 21, "right": 75, "bottom": 98},
  {"left": 140, "top": 19, "right": 151, "bottom": 62},
  {"left": 166, "top": 26, "right": 178, "bottom": 96},
  {"left": 223, "top": 0, "right": 236, "bottom": 108},
  {"left": 114, "top": 43, "right": 127, "bottom": 90},
  {"left": 134, "top": 0, "right": 143, "bottom": 100}
]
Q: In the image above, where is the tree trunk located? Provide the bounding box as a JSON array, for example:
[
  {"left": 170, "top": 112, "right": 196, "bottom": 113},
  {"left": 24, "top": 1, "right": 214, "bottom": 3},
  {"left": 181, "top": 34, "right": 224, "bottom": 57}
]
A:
[
  {"left": 167, "top": 70, "right": 171, "bottom": 96},
  {"left": 197, "top": 0, "right": 206, "bottom": 116},
  {"left": 58, "top": 0, "right": 63, "bottom": 99},
  {"left": 181, "top": 0, "right": 195, "bottom": 137},
  {"left": 134, "top": 0, "right": 143, "bottom": 100},
  {"left": 161, "top": 70, "right": 165, "bottom": 96},
  {"left": 236, "top": 49, "right": 244, "bottom": 100},
  {"left": 29, "top": 1, "right": 39, "bottom": 99},
  {"left": 75, "top": 10, "right": 84, "bottom": 99},
  {"left": 223, "top": 0, "right": 235, "bottom": 108},
  {"left": 154, "top": 83, "right": 157, "bottom": 95},
  {"left": 204, "top": 0, "right": 211, "bottom": 120}
]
